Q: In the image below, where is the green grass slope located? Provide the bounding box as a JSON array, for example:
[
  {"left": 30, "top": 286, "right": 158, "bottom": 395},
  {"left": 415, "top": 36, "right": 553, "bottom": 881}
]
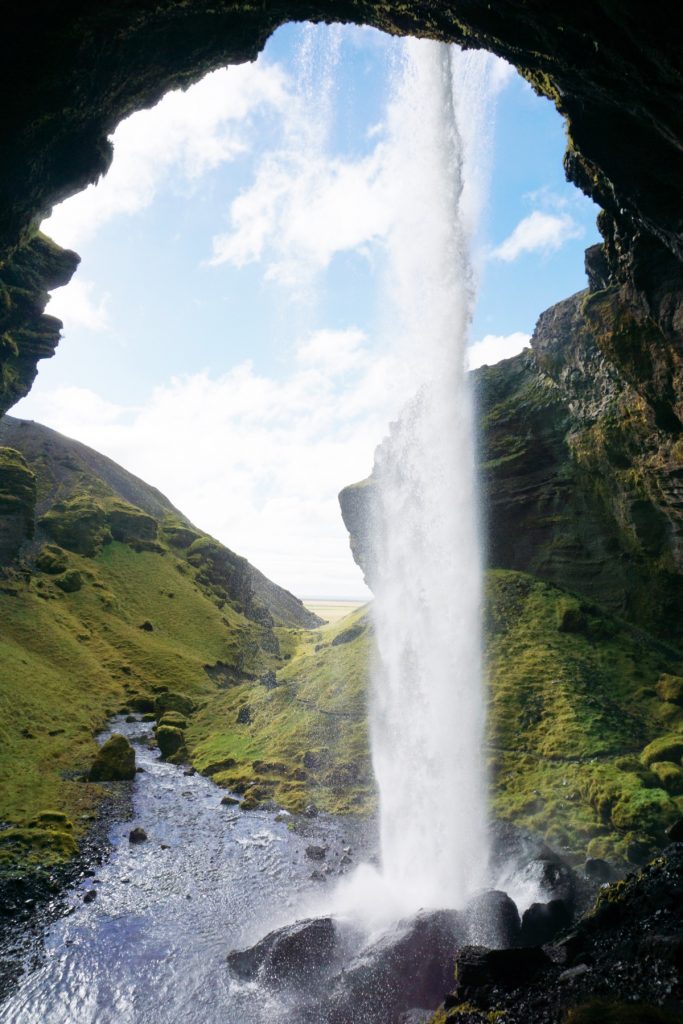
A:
[{"left": 187, "top": 606, "right": 374, "bottom": 814}]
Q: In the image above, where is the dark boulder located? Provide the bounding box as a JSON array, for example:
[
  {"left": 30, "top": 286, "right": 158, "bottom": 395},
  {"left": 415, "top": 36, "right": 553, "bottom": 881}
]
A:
[
  {"left": 666, "top": 818, "right": 683, "bottom": 843},
  {"left": 464, "top": 890, "right": 521, "bottom": 948},
  {"left": 129, "top": 827, "right": 147, "bottom": 844},
  {"left": 451, "top": 944, "right": 551, "bottom": 996},
  {"left": 520, "top": 899, "right": 572, "bottom": 947},
  {"left": 584, "top": 858, "right": 612, "bottom": 883},
  {"left": 321, "top": 909, "right": 464, "bottom": 1024},
  {"left": 227, "top": 916, "right": 340, "bottom": 990},
  {"left": 305, "top": 844, "right": 327, "bottom": 861}
]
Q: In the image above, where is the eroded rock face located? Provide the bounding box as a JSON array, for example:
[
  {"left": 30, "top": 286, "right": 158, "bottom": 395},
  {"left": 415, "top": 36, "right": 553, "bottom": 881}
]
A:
[
  {"left": 1, "top": 4, "right": 683, "bottom": 414},
  {"left": 0, "top": 445, "right": 35, "bottom": 565},
  {"left": 340, "top": 279, "right": 683, "bottom": 643}
]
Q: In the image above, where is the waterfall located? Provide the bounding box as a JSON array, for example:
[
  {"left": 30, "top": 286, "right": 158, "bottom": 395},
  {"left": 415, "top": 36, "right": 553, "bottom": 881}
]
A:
[{"left": 366, "top": 38, "right": 489, "bottom": 914}]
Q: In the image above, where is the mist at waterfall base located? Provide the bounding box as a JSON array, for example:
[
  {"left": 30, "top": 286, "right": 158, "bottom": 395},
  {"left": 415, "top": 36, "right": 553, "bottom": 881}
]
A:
[{"left": 323, "top": 39, "right": 499, "bottom": 929}]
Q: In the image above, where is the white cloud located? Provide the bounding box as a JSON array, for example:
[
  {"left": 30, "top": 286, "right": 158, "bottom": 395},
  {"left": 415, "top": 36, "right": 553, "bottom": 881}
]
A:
[
  {"left": 491, "top": 211, "right": 583, "bottom": 262},
  {"left": 42, "top": 63, "right": 289, "bottom": 248},
  {"left": 14, "top": 330, "right": 409, "bottom": 599},
  {"left": 47, "top": 279, "right": 110, "bottom": 332},
  {"left": 466, "top": 332, "right": 531, "bottom": 369},
  {"left": 209, "top": 140, "right": 392, "bottom": 285}
]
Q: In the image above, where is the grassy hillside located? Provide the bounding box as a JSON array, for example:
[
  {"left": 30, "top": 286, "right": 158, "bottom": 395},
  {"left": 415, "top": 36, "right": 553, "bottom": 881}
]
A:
[
  {"left": 0, "top": 417, "right": 321, "bottom": 870},
  {"left": 187, "top": 606, "right": 374, "bottom": 815}
]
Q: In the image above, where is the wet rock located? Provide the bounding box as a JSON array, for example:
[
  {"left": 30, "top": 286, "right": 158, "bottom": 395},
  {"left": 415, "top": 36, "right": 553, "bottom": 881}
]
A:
[
  {"left": 156, "top": 724, "right": 185, "bottom": 761},
  {"left": 666, "top": 818, "right": 683, "bottom": 842},
  {"left": 305, "top": 844, "right": 327, "bottom": 861},
  {"left": 220, "top": 795, "right": 240, "bottom": 806},
  {"left": 323, "top": 909, "right": 464, "bottom": 1024},
  {"left": 129, "top": 696, "right": 155, "bottom": 713},
  {"left": 129, "top": 827, "right": 147, "bottom": 844},
  {"left": 88, "top": 733, "right": 136, "bottom": 782},
  {"left": 464, "top": 890, "right": 521, "bottom": 948},
  {"left": 520, "top": 899, "right": 572, "bottom": 946},
  {"left": 559, "top": 963, "right": 591, "bottom": 983},
  {"left": 452, "top": 944, "right": 551, "bottom": 995},
  {"left": 82, "top": 889, "right": 97, "bottom": 903},
  {"left": 125, "top": 714, "right": 137, "bottom": 723},
  {"left": 183, "top": 767, "right": 196, "bottom": 776},
  {"left": 584, "top": 857, "right": 612, "bottom": 883},
  {"left": 310, "top": 869, "right": 326, "bottom": 882},
  {"left": 304, "top": 804, "right": 318, "bottom": 818},
  {"left": 227, "top": 917, "right": 339, "bottom": 989}
]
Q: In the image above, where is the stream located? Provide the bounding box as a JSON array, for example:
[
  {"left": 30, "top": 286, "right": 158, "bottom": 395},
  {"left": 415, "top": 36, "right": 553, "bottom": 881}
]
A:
[{"left": 0, "top": 717, "right": 372, "bottom": 1024}]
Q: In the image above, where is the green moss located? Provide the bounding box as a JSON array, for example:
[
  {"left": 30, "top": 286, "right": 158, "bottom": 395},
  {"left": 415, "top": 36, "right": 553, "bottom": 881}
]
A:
[
  {"left": 656, "top": 673, "right": 683, "bottom": 705},
  {"left": 155, "top": 691, "right": 195, "bottom": 718},
  {"left": 35, "top": 544, "right": 69, "bottom": 574},
  {"left": 156, "top": 724, "right": 186, "bottom": 761},
  {"left": 187, "top": 606, "right": 374, "bottom": 815},
  {"left": 157, "top": 711, "right": 187, "bottom": 729},
  {"left": 649, "top": 761, "right": 683, "bottom": 795},
  {"left": 55, "top": 569, "right": 82, "bottom": 593},
  {"left": 88, "top": 733, "right": 135, "bottom": 781},
  {"left": 640, "top": 734, "right": 683, "bottom": 767},
  {"left": 487, "top": 570, "right": 683, "bottom": 864}
]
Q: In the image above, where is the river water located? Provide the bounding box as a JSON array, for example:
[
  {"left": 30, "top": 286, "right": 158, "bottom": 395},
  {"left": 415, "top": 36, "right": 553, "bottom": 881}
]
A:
[{"left": 0, "top": 717, "right": 372, "bottom": 1024}]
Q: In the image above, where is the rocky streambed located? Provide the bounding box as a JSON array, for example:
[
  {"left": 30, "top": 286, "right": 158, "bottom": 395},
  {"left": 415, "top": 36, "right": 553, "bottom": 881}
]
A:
[{"left": 0, "top": 717, "right": 373, "bottom": 1024}]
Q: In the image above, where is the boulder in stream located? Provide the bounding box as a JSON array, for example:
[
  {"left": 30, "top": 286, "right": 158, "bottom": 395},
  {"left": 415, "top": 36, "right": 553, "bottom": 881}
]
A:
[
  {"left": 227, "top": 916, "right": 341, "bottom": 990},
  {"left": 88, "top": 734, "right": 136, "bottom": 781}
]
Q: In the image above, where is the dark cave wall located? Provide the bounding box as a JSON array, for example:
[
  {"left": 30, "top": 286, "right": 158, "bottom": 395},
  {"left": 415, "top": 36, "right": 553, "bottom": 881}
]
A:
[{"left": 1, "top": 2, "right": 683, "bottom": 416}]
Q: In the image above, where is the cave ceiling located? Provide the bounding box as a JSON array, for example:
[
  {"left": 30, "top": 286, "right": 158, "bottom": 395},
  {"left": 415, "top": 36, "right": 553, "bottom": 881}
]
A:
[{"left": 1, "top": 1, "right": 682, "bottom": 415}]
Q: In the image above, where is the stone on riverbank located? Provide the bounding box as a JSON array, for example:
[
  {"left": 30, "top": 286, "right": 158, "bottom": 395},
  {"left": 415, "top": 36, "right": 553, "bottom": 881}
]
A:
[{"left": 88, "top": 734, "right": 136, "bottom": 781}]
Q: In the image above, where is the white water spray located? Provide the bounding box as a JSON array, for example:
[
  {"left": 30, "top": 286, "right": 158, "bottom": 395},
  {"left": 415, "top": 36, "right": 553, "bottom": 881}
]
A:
[{"left": 364, "top": 38, "right": 490, "bottom": 916}]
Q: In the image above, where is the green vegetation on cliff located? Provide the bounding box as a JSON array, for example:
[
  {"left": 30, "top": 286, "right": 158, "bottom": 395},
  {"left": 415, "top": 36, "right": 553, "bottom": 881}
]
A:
[{"left": 187, "top": 606, "right": 373, "bottom": 815}]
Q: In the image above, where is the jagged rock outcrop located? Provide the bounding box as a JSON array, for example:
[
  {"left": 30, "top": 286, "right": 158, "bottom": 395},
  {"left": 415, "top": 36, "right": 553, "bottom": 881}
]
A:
[
  {"left": 1, "top": 4, "right": 683, "bottom": 414},
  {"left": 340, "top": 277, "right": 683, "bottom": 643},
  {"left": 0, "top": 446, "right": 35, "bottom": 564}
]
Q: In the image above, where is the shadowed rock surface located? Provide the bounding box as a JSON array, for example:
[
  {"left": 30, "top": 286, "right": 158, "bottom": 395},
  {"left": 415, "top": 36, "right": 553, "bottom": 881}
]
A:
[{"left": 1, "top": 4, "right": 683, "bottom": 415}]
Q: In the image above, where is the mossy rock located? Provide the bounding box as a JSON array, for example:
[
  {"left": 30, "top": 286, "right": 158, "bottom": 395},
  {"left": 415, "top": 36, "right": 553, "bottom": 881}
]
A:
[
  {"left": 107, "top": 501, "right": 157, "bottom": 544},
  {"left": 30, "top": 810, "right": 73, "bottom": 828},
  {"left": 154, "top": 691, "right": 195, "bottom": 719},
  {"left": 40, "top": 495, "right": 112, "bottom": 556},
  {"left": 650, "top": 760, "right": 683, "bottom": 795},
  {"left": 35, "top": 544, "right": 69, "bottom": 574},
  {"left": 556, "top": 596, "right": 587, "bottom": 633},
  {"left": 55, "top": 569, "right": 82, "bottom": 593},
  {"left": 128, "top": 695, "right": 155, "bottom": 713},
  {"left": 89, "top": 733, "right": 136, "bottom": 781},
  {"left": 656, "top": 673, "right": 683, "bottom": 706},
  {"left": 610, "top": 785, "right": 677, "bottom": 834},
  {"left": 640, "top": 733, "right": 683, "bottom": 767},
  {"left": 0, "top": 824, "right": 78, "bottom": 865},
  {"left": 157, "top": 711, "right": 187, "bottom": 729},
  {"left": 156, "top": 724, "right": 186, "bottom": 760}
]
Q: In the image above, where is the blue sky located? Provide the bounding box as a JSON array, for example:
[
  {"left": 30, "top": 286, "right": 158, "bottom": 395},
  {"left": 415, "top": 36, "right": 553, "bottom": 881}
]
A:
[{"left": 14, "top": 23, "right": 599, "bottom": 598}]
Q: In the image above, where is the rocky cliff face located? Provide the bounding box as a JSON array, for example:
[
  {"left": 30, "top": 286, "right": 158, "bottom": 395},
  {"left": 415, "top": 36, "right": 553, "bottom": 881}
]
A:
[
  {"left": 1, "top": 3, "right": 683, "bottom": 416},
  {"left": 341, "top": 274, "right": 683, "bottom": 643}
]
